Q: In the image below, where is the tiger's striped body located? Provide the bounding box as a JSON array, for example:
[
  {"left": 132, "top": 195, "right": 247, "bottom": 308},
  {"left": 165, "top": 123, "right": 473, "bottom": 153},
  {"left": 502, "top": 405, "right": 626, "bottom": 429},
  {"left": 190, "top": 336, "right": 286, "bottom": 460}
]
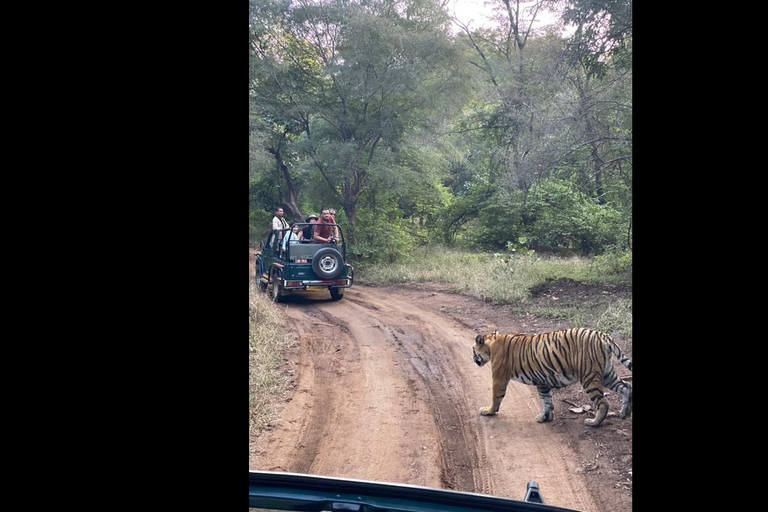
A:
[{"left": 473, "top": 328, "right": 632, "bottom": 427}]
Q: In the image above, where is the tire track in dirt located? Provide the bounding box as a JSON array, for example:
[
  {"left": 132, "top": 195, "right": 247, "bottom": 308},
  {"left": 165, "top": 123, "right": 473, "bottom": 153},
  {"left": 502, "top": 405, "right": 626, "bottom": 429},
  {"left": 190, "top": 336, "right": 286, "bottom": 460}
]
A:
[
  {"left": 259, "top": 298, "right": 446, "bottom": 485},
  {"left": 270, "top": 307, "right": 349, "bottom": 474},
  {"left": 379, "top": 323, "right": 480, "bottom": 492},
  {"left": 365, "top": 303, "right": 496, "bottom": 496}
]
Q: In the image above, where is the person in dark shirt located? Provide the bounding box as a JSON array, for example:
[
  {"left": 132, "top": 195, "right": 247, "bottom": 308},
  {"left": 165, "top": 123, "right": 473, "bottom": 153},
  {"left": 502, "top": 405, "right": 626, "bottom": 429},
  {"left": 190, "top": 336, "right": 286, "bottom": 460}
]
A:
[{"left": 303, "top": 214, "right": 319, "bottom": 240}]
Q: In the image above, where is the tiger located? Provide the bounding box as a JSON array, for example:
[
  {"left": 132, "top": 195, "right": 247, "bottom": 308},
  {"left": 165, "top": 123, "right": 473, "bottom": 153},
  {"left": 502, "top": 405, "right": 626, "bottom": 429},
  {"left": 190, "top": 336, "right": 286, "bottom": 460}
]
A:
[{"left": 472, "top": 327, "right": 632, "bottom": 427}]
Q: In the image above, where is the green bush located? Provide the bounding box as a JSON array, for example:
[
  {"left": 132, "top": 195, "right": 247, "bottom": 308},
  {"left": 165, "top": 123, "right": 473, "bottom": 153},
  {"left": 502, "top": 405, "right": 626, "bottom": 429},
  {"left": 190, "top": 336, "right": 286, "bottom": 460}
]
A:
[
  {"left": 521, "top": 179, "right": 625, "bottom": 255},
  {"left": 349, "top": 206, "right": 416, "bottom": 263},
  {"left": 590, "top": 247, "right": 633, "bottom": 282}
]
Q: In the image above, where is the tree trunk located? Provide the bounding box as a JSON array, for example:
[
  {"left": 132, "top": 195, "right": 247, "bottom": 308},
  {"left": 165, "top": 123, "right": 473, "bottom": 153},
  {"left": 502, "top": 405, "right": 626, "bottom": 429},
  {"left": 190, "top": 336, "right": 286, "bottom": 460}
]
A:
[{"left": 270, "top": 146, "right": 302, "bottom": 222}]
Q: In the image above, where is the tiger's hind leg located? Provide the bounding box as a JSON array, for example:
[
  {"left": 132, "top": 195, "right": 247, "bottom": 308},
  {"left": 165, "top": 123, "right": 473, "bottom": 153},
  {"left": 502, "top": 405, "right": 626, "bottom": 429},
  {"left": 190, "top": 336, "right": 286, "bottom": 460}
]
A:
[
  {"left": 604, "top": 373, "right": 632, "bottom": 419},
  {"left": 535, "top": 386, "right": 554, "bottom": 423},
  {"left": 582, "top": 373, "right": 609, "bottom": 427}
]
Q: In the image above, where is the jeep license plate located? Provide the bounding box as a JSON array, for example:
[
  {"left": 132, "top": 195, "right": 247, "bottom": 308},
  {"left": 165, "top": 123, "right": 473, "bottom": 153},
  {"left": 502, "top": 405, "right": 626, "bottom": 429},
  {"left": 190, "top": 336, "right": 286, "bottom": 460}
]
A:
[{"left": 305, "top": 286, "right": 326, "bottom": 290}]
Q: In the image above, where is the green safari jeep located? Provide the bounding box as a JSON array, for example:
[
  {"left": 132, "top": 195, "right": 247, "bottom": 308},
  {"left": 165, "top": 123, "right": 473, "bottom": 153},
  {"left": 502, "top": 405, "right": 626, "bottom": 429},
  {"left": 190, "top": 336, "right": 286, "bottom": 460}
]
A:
[{"left": 256, "top": 222, "right": 354, "bottom": 302}]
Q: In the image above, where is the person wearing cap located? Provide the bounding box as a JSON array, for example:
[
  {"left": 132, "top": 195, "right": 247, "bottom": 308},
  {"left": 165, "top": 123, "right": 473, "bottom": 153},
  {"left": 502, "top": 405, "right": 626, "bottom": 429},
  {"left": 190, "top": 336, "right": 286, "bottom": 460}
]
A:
[{"left": 303, "top": 214, "right": 319, "bottom": 240}]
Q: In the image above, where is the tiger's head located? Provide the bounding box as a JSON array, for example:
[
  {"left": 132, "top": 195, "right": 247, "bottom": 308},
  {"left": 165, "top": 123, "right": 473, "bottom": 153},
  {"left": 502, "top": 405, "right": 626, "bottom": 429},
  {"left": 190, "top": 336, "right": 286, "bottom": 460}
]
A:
[{"left": 473, "top": 331, "right": 497, "bottom": 366}]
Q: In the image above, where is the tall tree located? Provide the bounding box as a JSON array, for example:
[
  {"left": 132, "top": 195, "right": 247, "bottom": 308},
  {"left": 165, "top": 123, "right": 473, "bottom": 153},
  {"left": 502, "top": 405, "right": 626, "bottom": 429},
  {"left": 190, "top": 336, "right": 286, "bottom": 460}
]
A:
[
  {"left": 442, "top": 0, "right": 631, "bottom": 251},
  {"left": 455, "top": 2, "right": 566, "bottom": 213},
  {"left": 558, "top": 0, "right": 631, "bottom": 206},
  {"left": 270, "top": 0, "right": 467, "bottom": 243},
  {"left": 562, "top": 0, "right": 632, "bottom": 76},
  {"left": 250, "top": 0, "right": 323, "bottom": 221}
]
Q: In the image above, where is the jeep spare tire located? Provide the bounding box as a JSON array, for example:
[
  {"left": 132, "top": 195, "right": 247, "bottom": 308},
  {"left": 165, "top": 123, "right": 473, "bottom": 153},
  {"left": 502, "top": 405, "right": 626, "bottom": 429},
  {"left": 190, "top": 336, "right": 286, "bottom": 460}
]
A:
[{"left": 312, "top": 247, "right": 343, "bottom": 279}]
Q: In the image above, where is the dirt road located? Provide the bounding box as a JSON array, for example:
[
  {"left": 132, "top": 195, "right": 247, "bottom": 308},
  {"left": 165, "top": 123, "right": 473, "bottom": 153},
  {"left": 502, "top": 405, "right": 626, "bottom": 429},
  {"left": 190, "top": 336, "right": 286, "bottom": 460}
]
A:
[{"left": 249, "top": 281, "right": 632, "bottom": 512}]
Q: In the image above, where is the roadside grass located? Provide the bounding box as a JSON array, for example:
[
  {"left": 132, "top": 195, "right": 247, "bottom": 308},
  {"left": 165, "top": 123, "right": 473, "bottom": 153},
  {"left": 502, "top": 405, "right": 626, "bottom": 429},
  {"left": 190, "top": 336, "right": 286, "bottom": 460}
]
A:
[
  {"left": 525, "top": 293, "right": 633, "bottom": 339},
  {"left": 357, "top": 245, "right": 632, "bottom": 339},
  {"left": 249, "top": 283, "right": 292, "bottom": 441},
  {"left": 249, "top": 246, "right": 632, "bottom": 446}
]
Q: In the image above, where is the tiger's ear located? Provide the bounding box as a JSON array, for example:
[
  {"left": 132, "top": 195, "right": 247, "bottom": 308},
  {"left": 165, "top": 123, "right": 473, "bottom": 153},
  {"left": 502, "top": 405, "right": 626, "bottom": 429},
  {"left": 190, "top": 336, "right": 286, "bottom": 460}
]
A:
[
  {"left": 475, "top": 334, "right": 485, "bottom": 345},
  {"left": 492, "top": 330, "right": 498, "bottom": 335}
]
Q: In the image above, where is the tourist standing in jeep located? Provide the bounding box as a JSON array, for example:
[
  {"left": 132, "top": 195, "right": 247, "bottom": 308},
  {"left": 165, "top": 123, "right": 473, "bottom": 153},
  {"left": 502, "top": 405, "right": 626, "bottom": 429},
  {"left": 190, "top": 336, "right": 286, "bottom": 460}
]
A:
[
  {"left": 313, "top": 209, "right": 339, "bottom": 243},
  {"left": 303, "top": 214, "right": 319, "bottom": 240},
  {"left": 271, "top": 207, "right": 289, "bottom": 231}
]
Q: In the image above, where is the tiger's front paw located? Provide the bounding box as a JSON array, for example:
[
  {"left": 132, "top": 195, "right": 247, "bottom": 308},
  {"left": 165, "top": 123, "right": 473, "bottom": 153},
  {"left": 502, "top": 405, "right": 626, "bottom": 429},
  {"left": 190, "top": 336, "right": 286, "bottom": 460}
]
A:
[
  {"left": 479, "top": 406, "right": 496, "bottom": 416},
  {"left": 535, "top": 410, "right": 554, "bottom": 423}
]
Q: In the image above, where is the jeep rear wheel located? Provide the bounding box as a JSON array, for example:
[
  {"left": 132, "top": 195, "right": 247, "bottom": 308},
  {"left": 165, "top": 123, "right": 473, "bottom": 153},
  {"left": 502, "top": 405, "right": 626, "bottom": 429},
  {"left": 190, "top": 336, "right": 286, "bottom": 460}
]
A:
[
  {"left": 312, "top": 247, "right": 344, "bottom": 279},
  {"left": 270, "top": 269, "right": 283, "bottom": 302},
  {"left": 330, "top": 288, "right": 344, "bottom": 301}
]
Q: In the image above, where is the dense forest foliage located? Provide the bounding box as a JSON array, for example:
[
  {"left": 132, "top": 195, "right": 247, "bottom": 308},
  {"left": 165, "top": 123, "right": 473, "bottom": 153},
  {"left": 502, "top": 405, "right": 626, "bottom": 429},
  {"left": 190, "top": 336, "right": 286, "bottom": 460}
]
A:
[{"left": 249, "top": 0, "right": 632, "bottom": 263}]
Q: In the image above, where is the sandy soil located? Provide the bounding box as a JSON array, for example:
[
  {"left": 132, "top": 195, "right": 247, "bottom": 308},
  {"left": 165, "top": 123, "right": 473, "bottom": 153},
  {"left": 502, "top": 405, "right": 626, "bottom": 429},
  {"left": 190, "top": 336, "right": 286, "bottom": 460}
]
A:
[{"left": 249, "top": 250, "right": 632, "bottom": 512}]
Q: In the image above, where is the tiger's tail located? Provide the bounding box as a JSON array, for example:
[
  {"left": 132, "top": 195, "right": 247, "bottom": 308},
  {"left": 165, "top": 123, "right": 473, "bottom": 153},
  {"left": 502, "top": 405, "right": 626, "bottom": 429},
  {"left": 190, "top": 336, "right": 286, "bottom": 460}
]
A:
[
  {"left": 604, "top": 332, "right": 632, "bottom": 371},
  {"left": 595, "top": 330, "right": 633, "bottom": 424}
]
